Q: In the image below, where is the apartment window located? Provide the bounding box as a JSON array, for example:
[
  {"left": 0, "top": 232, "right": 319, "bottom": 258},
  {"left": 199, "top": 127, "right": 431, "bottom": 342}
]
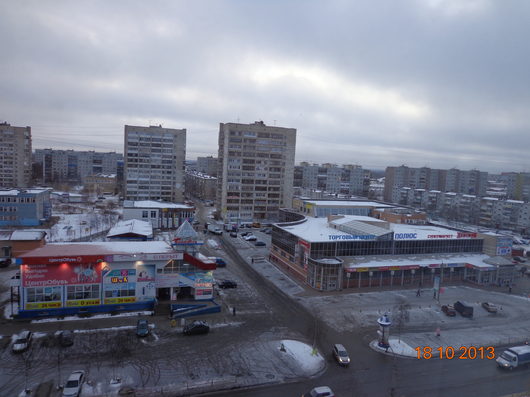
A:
[
  {"left": 142, "top": 211, "right": 148, "bottom": 218},
  {"left": 151, "top": 211, "right": 157, "bottom": 218}
]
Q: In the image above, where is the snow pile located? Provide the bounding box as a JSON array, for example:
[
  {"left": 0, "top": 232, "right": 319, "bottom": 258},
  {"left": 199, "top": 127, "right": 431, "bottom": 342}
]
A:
[
  {"left": 279, "top": 339, "right": 325, "bottom": 373},
  {"left": 370, "top": 338, "right": 418, "bottom": 358}
]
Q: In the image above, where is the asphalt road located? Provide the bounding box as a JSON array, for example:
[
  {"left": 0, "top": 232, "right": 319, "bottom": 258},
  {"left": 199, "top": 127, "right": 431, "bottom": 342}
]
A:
[{"left": 194, "top": 202, "right": 530, "bottom": 397}]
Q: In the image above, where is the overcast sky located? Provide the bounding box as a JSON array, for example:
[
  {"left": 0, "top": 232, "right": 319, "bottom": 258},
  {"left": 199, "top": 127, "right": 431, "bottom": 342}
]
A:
[{"left": 1, "top": 0, "right": 530, "bottom": 173}]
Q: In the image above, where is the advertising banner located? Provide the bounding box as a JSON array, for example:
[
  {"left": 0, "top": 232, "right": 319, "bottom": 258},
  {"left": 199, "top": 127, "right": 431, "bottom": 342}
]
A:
[
  {"left": 66, "top": 299, "right": 101, "bottom": 307},
  {"left": 25, "top": 301, "right": 62, "bottom": 310},
  {"left": 22, "top": 263, "right": 102, "bottom": 287}
]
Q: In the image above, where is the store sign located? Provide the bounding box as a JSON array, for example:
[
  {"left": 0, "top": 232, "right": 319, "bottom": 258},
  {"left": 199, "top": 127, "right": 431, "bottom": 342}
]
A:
[
  {"left": 328, "top": 234, "right": 376, "bottom": 241},
  {"left": 457, "top": 232, "right": 477, "bottom": 238},
  {"left": 25, "top": 301, "right": 62, "bottom": 310},
  {"left": 107, "top": 253, "right": 183, "bottom": 262},
  {"left": 394, "top": 233, "right": 418, "bottom": 240},
  {"left": 22, "top": 263, "right": 102, "bottom": 287},
  {"left": 66, "top": 299, "right": 100, "bottom": 307},
  {"left": 104, "top": 297, "right": 136, "bottom": 305}
]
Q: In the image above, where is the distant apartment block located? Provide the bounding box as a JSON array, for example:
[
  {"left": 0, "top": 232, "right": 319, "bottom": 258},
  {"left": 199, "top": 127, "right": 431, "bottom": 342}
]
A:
[
  {"left": 0, "top": 122, "right": 32, "bottom": 188},
  {"left": 295, "top": 162, "right": 367, "bottom": 196},
  {"left": 384, "top": 165, "right": 488, "bottom": 202},
  {"left": 0, "top": 188, "right": 51, "bottom": 226},
  {"left": 394, "top": 185, "right": 530, "bottom": 236},
  {"left": 217, "top": 121, "right": 296, "bottom": 223},
  {"left": 124, "top": 125, "right": 186, "bottom": 202},
  {"left": 185, "top": 171, "right": 217, "bottom": 201},
  {"left": 196, "top": 156, "right": 218, "bottom": 177},
  {"left": 500, "top": 172, "right": 530, "bottom": 201},
  {"left": 33, "top": 149, "right": 123, "bottom": 184}
]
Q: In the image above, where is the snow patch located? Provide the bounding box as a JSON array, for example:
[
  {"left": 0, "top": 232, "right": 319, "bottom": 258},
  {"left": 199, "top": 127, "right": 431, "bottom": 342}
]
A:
[{"left": 279, "top": 339, "right": 325, "bottom": 373}]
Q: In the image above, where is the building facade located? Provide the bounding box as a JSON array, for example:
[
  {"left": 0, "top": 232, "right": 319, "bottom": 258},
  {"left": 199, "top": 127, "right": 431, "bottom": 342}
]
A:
[
  {"left": 0, "top": 122, "right": 32, "bottom": 188},
  {"left": 0, "top": 189, "right": 52, "bottom": 226},
  {"left": 196, "top": 156, "right": 218, "bottom": 177},
  {"left": 217, "top": 121, "right": 296, "bottom": 223},
  {"left": 384, "top": 166, "right": 488, "bottom": 203},
  {"left": 33, "top": 149, "right": 122, "bottom": 185},
  {"left": 122, "top": 200, "right": 195, "bottom": 229},
  {"left": 295, "top": 162, "right": 367, "bottom": 196},
  {"left": 185, "top": 171, "right": 217, "bottom": 201},
  {"left": 270, "top": 212, "right": 515, "bottom": 291},
  {"left": 124, "top": 125, "right": 186, "bottom": 202}
]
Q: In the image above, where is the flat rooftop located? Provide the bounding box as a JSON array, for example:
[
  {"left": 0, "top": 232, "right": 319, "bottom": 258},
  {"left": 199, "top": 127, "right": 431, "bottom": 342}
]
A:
[{"left": 304, "top": 200, "right": 393, "bottom": 207}]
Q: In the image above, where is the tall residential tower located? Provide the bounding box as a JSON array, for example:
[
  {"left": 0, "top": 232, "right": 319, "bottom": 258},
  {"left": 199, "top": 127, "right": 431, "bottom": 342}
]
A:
[
  {"left": 0, "top": 122, "right": 32, "bottom": 188},
  {"left": 124, "top": 124, "right": 186, "bottom": 202},
  {"left": 217, "top": 121, "right": 296, "bottom": 223}
]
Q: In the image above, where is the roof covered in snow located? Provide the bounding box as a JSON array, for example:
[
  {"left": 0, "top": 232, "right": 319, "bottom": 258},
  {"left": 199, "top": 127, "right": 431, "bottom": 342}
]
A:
[
  {"left": 106, "top": 219, "right": 153, "bottom": 238},
  {"left": 0, "top": 230, "right": 47, "bottom": 241},
  {"left": 19, "top": 241, "right": 174, "bottom": 258},
  {"left": 304, "top": 200, "right": 392, "bottom": 207},
  {"left": 123, "top": 200, "right": 194, "bottom": 209}
]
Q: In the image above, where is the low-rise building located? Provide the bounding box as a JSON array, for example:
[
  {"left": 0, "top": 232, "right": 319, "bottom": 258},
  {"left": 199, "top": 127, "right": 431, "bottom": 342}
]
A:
[
  {"left": 0, "top": 230, "right": 47, "bottom": 258},
  {"left": 185, "top": 171, "right": 217, "bottom": 201},
  {"left": 84, "top": 173, "right": 117, "bottom": 195},
  {"left": 270, "top": 212, "right": 515, "bottom": 291},
  {"left": 0, "top": 189, "right": 51, "bottom": 226},
  {"left": 122, "top": 200, "right": 195, "bottom": 229}
]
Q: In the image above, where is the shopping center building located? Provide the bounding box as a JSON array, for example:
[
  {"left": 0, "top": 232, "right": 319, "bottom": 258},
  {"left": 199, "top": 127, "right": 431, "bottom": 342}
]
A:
[
  {"left": 15, "top": 229, "right": 216, "bottom": 318},
  {"left": 270, "top": 210, "right": 515, "bottom": 291}
]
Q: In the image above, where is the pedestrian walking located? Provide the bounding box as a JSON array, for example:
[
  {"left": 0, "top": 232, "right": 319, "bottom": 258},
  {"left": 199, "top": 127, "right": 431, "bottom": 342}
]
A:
[
  {"left": 232, "top": 306, "right": 236, "bottom": 316},
  {"left": 436, "top": 327, "right": 441, "bottom": 337},
  {"left": 416, "top": 289, "right": 421, "bottom": 297},
  {"left": 509, "top": 286, "right": 512, "bottom": 293}
]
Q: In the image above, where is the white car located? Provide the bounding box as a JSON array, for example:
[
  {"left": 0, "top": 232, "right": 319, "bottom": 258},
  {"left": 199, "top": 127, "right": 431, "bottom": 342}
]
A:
[
  {"left": 62, "top": 370, "right": 85, "bottom": 397},
  {"left": 12, "top": 330, "right": 32, "bottom": 353},
  {"left": 244, "top": 234, "right": 257, "bottom": 241}
]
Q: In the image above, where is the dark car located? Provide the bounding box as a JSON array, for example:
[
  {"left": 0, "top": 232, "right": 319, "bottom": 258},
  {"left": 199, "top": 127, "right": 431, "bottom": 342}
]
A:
[
  {"left": 441, "top": 305, "right": 456, "bottom": 317},
  {"left": 255, "top": 241, "right": 266, "bottom": 247},
  {"left": 229, "top": 232, "right": 237, "bottom": 238},
  {"left": 183, "top": 320, "right": 210, "bottom": 336},
  {"left": 215, "top": 258, "right": 227, "bottom": 267},
  {"left": 240, "top": 231, "right": 249, "bottom": 237},
  {"left": 218, "top": 280, "right": 237, "bottom": 289},
  {"left": 58, "top": 330, "right": 74, "bottom": 347},
  {"left": 136, "top": 319, "right": 150, "bottom": 337},
  {"left": 454, "top": 300, "right": 474, "bottom": 318}
]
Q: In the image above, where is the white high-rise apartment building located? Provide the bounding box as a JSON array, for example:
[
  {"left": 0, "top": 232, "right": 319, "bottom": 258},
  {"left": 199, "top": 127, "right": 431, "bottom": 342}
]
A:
[
  {"left": 217, "top": 121, "right": 296, "bottom": 223},
  {"left": 124, "top": 124, "right": 186, "bottom": 202},
  {"left": 0, "top": 122, "right": 32, "bottom": 188}
]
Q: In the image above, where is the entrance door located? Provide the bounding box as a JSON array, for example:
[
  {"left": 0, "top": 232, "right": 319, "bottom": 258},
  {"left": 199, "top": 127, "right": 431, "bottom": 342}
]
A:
[{"left": 157, "top": 288, "right": 170, "bottom": 301}]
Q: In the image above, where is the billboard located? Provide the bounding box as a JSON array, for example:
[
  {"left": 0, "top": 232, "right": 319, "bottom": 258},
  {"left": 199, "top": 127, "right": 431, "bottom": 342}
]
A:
[{"left": 22, "top": 263, "right": 102, "bottom": 288}]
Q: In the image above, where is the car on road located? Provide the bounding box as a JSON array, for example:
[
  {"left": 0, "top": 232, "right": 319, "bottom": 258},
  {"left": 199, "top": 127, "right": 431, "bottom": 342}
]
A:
[
  {"left": 454, "top": 300, "right": 474, "bottom": 317},
  {"left": 302, "top": 386, "right": 335, "bottom": 397},
  {"left": 183, "top": 320, "right": 210, "bottom": 336},
  {"left": 58, "top": 330, "right": 74, "bottom": 347},
  {"left": 332, "top": 343, "right": 350, "bottom": 366},
  {"left": 136, "top": 319, "right": 150, "bottom": 337},
  {"left": 240, "top": 231, "right": 249, "bottom": 237},
  {"left": 244, "top": 234, "right": 257, "bottom": 241},
  {"left": 62, "top": 370, "right": 85, "bottom": 397},
  {"left": 229, "top": 231, "right": 238, "bottom": 238},
  {"left": 481, "top": 302, "right": 498, "bottom": 313},
  {"left": 218, "top": 280, "right": 237, "bottom": 289},
  {"left": 255, "top": 241, "right": 266, "bottom": 247},
  {"left": 215, "top": 257, "right": 227, "bottom": 267},
  {"left": 265, "top": 229, "right": 272, "bottom": 234},
  {"left": 441, "top": 304, "right": 456, "bottom": 316},
  {"left": 12, "top": 330, "right": 32, "bottom": 353}
]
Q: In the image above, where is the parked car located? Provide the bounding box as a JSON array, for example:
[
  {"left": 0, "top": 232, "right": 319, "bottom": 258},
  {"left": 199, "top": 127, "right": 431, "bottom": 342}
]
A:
[
  {"left": 454, "top": 301, "right": 474, "bottom": 318},
  {"left": 513, "top": 256, "right": 526, "bottom": 263},
  {"left": 255, "top": 241, "right": 266, "bottom": 247},
  {"left": 183, "top": 320, "right": 210, "bottom": 336},
  {"left": 62, "top": 370, "right": 85, "bottom": 397},
  {"left": 265, "top": 229, "right": 272, "bottom": 235},
  {"left": 244, "top": 234, "right": 257, "bottom": 241},
  {"left": 218, "top": 280, "right": 237, "bottom": 289},
  {"left": 136, "top": 319, "right": 150, "bottom": 337},
  {"left": 215, "top": 258, "right": 227, "bottom": 267},
  {"left": 12, "top": 330, "right": 32, "bottom": 353},
  {"left": 58, "top": 330, "right": 74, "bottom": 347},
  {"left": 332, "top": 343, "right": 350, "bottom": 366},
  {"left": 302, "top": 386, "right": 335, "bottom": 397},
  {"left": 229, "top": 231, "right": 238, "bottom": 238},
  {"left": 482, "top": 302, "right": 498, "bottom": 313},
  {"left": 441, "top": 304, "right": 456, "bottom": 317}
]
